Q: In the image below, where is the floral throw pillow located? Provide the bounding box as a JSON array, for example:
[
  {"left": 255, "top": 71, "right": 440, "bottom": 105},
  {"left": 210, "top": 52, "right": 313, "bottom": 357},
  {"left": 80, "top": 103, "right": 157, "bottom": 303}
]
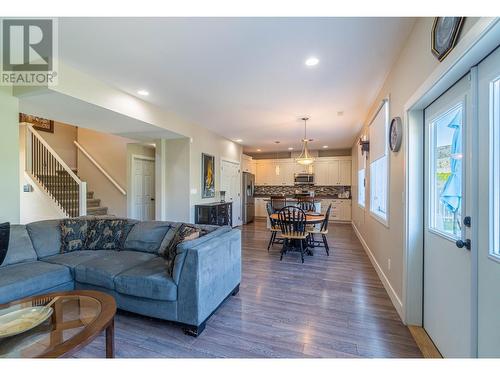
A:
[
  {"left": 162, "top": 224, "right": 201, "bottom": 277},
  {"left": 60, "top": 219, "right": 89, "bottom": 253},
  {"left": 86, "top": 219, "right": 127, "bottom": 250}
]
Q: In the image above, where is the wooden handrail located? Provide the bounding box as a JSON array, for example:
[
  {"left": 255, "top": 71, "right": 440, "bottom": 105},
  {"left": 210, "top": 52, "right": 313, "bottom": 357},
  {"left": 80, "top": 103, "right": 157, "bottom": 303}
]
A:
[
  {"left": 25, "top": 124, "right": 83, "bottom": 184},
  {"left": 74, "top": 141, "right": 127, "bottom": 196}
]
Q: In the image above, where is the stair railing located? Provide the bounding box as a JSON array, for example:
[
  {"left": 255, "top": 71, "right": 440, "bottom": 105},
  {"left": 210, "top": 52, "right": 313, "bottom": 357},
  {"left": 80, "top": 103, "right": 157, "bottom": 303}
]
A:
[
  {"left": 25, "top": 124, "right": 87, "bottom": 217},
  {"left": 73, "top": 141, "right": 127, "bottom": 196}
]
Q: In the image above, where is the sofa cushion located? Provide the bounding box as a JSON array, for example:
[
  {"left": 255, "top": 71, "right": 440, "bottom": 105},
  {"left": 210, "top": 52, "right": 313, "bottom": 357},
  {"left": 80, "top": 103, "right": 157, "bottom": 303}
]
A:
[
  {"left": 41, "top": 250, "right": 103, "bottom": 276},
  {"left": 123, "top": 221, "right": 177, "bottom": 254},
  {"left": 26, "top": 219, "right": 62, "bottom": 258},
  {"left": 60, "top": 219, "right": 90, "bottom": 253},
  {"left": 85, "top": 219, "right": 127, "bottom": 250},
  {"left": 0, "top": 225, "right": 38, "bottom": 268},
  {"left": 74, "top": 250, "right": 155, "bottom": 289},
  {"left": 114, "top": 257, "right": 177, "bottom": 301},
  {"left": 0, "top": 261, "right": 73, "bottom": 304},
  {"left": 161, "top": 224, "right": 201, "bottom": 277}
]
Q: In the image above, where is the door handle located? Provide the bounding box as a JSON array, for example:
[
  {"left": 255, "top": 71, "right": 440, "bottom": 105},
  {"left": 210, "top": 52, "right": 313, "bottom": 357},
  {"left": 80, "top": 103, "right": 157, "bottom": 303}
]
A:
[
  {"left": 456, "top": 239, "right": 471, "bottom": 251},
  {"left": 150, "top": 198, "right": 155, "bottom": 201}
]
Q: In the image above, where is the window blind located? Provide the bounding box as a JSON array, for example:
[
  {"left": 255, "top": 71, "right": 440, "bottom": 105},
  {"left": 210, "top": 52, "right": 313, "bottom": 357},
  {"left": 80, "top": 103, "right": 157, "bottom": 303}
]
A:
[{"left": 369, "top": 100, "right": 388, "bottom": 162}]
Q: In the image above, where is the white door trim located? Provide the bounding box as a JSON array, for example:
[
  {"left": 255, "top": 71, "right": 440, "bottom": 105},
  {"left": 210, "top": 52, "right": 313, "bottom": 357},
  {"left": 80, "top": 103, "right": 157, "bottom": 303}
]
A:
[
  {"left": 403, "top": 18, "right": 500, "bottom": 356},
  {"left": 220, "top": 158, "right": 241, "bottom": 226},
  {"left": 130, "top": 154, "right": 156, "bottom": 220}
]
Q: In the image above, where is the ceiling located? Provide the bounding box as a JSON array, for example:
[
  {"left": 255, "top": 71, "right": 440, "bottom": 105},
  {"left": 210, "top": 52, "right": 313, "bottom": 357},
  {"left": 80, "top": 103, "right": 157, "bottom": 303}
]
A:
[
  {"left": 19, "top": 91, "right": 183, "bottom": 142},
  {"left": 57, "top": 17, "right": 415, "bottom": 152}
]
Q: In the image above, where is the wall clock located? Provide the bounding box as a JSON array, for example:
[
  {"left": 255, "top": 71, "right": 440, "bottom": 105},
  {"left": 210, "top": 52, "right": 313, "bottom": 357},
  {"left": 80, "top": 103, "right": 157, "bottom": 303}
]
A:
[
  {"left": 389, "top": 117, "right": 402, "bottom": 153},
  {"left": 431, "top": 17, "right": 464, "bottom": 61}
]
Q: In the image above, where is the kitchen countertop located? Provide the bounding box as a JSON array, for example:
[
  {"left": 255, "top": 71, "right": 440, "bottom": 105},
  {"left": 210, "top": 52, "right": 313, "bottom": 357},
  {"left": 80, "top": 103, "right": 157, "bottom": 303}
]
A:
[{"left": 254, "top": 195, "right": 351, "bottom": 200}]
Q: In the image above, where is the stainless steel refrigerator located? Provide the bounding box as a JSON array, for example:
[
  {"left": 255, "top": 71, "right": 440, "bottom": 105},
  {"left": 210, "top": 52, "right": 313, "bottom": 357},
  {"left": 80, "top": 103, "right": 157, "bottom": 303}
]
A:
[{"left": 241, "top": 172, "right": 255, "bottom": 224}]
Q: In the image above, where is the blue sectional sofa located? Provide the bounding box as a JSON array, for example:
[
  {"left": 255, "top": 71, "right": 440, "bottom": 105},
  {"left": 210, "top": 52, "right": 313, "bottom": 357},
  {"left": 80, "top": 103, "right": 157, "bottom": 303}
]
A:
[{"left": 0, "top": 219, "right": 241, "bottom": 336}]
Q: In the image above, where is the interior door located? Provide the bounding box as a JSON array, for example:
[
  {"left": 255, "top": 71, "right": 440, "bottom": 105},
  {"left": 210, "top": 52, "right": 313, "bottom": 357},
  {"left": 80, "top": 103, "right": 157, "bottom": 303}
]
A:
[
  {"left": 133, "top": 157, "right": 155, "bottom": 221},
  {"left": 221, "top": 160, "right": 241, "bottom": 226},
  {"left": 477, "top": 46, "right": 500, "bottom": 357},
  {"left": 423, "top": 74, "right": 473, "bottom": 357}
]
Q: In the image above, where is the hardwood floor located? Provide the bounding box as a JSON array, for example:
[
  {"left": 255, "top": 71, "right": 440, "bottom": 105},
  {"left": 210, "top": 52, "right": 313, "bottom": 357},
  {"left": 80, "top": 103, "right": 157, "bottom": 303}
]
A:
[{"left": 73, "top": 219, "right": 422, "bottom": 358}]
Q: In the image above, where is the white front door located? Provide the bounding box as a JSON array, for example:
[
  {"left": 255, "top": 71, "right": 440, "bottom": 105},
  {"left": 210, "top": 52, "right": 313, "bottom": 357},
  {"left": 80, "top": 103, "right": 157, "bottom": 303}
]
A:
[
  {"left": 423, "top": 74, "right": 473, "bottom": 357},
  {"left": 133, "top": 157, "right": 155, "bottom": 221},
  {"left": 477, "top": 46, "right": 500, "bottom": 357},
  {"left": 221, "top": 160, "right": 241, "bottom": 226}
]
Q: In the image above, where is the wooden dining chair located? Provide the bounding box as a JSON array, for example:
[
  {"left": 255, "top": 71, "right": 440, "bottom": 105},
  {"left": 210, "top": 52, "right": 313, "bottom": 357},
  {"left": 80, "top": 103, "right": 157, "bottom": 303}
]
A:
[
  {"left": 298, "top": 200, "right": 316, "bottom": 212},
  {"left": 306, "top": 203, "right": 331, "bottom": 256},
  {"left": 277, "top": 206, "right": 308, "bottom": 263},
  {"left": 266, "top": 202, "right": 281, "bottom": 251},
  {"left": 270, "top": 196, "right": 287, "bottom": 211}
]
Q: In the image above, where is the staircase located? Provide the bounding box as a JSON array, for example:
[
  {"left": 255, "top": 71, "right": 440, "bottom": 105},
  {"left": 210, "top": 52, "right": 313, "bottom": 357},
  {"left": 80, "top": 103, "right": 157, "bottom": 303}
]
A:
[
  {"left": 37, "top": 170, "right": 109, "bottom": 216},
  {"left": 25, "top": 124, "right": 109, "bottom": 217}
]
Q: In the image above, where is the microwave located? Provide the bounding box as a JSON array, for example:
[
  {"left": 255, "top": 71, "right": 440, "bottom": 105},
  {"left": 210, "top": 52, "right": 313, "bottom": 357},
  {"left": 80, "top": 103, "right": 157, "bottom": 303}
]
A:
[{"left": 294, "top": 173, "right": 315, "bottom": 185}]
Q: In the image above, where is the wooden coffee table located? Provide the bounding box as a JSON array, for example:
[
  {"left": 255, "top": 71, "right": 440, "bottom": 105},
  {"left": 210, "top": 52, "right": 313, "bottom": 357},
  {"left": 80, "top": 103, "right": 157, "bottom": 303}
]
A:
[{"left": 0, "top": 290, "right": 116, "bottom": 358}]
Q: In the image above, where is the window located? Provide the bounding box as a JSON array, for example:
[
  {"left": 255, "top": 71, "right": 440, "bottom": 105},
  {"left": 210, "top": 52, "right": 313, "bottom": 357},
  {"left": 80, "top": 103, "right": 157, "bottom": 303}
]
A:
[
  {"left": 369, "top": 100, "right": 389, "bottom": 223},
  {"left": 358, "top": 169, "right": 365, "bottom": 207},
  {"left": 491, "top": 78, "right": 500, "bottom": 259},
  {"left": 357, "top": 133, "right": 366, "bottom": 208},
  {"left": 429, "top": 103, "right": 463, "bottom": 239},
  {"left": 370, "top": 155, "right": 388, "bottom": 219}
]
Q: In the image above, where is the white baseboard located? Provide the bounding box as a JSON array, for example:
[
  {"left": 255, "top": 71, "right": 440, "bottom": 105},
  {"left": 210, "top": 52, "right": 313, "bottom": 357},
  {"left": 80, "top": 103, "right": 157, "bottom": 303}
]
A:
[{"left": 351, "top": 222, "right": 404, "bottom": 321}]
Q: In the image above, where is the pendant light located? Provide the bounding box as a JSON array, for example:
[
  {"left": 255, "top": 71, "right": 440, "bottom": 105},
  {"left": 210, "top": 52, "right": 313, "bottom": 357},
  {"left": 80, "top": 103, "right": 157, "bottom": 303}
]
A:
[{"left": 295, "top": 117, "right": 315, "bottom": 165}]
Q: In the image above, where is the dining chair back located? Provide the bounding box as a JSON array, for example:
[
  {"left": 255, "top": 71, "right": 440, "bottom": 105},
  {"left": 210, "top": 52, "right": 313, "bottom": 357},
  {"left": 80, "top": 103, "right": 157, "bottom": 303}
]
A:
[
  {"left": 277, "top": 206, "right": 307, "bottom": 236},
  {"left": 321, "top": 203, "right": 332, "bottom": 232},
  {"left": 271, "top": 196, "right": 287, "bottom": 211},
  {"left": 298, "top": 200, "right": 316, "bottom": 212}
]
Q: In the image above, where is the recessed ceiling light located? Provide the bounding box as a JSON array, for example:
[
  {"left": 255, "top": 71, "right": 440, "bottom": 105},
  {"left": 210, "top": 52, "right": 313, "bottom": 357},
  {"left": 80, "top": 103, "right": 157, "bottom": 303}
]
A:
[
  {"left": 235, "top": 139, "right": 243, "bottom": 143},
  {"left": 288, "top": 147, "right": 294, "bottom": 150},
  {"left": 305, "top": 57, "right": 319, "bottom": 67},
  {"left": 322, "top": 145, "right": 329, "bottom": 149},
  {"left": 257, "top": 149, "right": 262, "bottom": 152},
  {"left": 137, "top": 90, "right": 149, "bottom": 96}
]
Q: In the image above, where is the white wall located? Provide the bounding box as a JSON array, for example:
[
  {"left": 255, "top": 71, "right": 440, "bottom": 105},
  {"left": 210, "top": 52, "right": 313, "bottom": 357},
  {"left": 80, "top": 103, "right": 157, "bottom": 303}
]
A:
[
  {"left": 18, "top": 124, "right": 67, "bottom": 224},
  {"left": 38, "top": 121, "right": 78, "bottom": 169},
  {"left": 351, "top": 17, "right": 480, "bottom": 317},
  {"left": 0, "top": 86, "right": 20, "bottom": 224},
  {"left": 19, "top": 63, "right": 243, "bottom": 223}
]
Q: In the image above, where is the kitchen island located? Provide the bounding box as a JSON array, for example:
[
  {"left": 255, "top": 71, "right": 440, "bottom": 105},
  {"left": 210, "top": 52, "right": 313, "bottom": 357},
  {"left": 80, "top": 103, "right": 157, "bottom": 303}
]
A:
[{"left": 254, "top": 196, "right": 351, "bottom": 222}]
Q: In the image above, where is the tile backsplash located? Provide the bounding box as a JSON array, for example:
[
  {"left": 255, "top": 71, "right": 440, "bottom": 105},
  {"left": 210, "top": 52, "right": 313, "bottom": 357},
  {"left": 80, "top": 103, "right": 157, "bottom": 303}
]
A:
[{"left": 254, "top": 185, "right": 351, "bottom": 197}]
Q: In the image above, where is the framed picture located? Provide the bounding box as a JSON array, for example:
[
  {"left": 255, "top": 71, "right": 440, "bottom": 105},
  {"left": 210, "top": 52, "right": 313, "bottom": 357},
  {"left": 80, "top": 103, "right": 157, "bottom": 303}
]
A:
[
  {"left": 202, "top": 153, "right": 215, "bottom": 198},
  {"left": 431, "top": 17, "right": 464, "bottom": 61},
  {"left": 19, "top": 113, "right": 54, "bottom": 133}
]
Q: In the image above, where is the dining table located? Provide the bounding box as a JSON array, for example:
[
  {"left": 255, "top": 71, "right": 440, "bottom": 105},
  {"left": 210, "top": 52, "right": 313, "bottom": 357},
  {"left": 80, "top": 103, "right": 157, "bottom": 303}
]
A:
[{"left": 269, "top": 212, "right": 325, "bottom": 225}]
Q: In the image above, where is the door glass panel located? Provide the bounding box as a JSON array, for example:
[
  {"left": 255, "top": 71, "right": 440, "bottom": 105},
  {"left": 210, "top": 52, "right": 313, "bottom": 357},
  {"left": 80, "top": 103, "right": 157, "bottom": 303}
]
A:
[
  {"left": 491, "top": 78, "right": 500, "bottom": 259},
  {"left": 429, "top": 103, "right": 463, "bottom": 238}
]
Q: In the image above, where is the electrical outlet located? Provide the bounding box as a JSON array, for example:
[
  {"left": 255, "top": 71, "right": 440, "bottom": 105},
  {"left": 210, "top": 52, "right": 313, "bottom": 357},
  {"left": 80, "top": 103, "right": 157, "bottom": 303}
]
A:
[{"left": 388, "top": 258, "right": 391, "bottom": 271}]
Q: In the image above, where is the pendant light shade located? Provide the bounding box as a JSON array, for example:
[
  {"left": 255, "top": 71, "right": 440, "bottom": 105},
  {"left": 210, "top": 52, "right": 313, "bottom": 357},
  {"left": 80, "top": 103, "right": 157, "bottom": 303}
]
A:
[{"left": 295, "top": 117, "right": 315, "bottom": 165}]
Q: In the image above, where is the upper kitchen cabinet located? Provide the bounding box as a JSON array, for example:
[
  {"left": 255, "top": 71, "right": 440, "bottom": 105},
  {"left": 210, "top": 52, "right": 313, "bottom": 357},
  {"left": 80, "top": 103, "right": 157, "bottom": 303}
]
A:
[
  {"left": 338, "top": 160, "right": 351, "bottom": 186},
  {"left": 241, "top": 154, "right": 256, "bottom": 175},
  {"left": 254, "top": 157, "right": 351, "bottom": 186}
]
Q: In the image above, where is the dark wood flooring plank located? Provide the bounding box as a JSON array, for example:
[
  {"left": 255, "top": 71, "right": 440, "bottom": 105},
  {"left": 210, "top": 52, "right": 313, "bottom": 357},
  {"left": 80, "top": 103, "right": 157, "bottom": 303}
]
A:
[{"left": 74, "top": 219, "right": 421, "bottom": 358}]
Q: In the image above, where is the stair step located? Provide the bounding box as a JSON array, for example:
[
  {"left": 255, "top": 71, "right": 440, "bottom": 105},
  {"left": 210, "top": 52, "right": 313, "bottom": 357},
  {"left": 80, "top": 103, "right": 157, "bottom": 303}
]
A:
[
  {"left": 86, "top": 198, "right": 101, "bottom": 208},
  {"left": 86, "top": 206, "right": 108, "bottom": 216}
]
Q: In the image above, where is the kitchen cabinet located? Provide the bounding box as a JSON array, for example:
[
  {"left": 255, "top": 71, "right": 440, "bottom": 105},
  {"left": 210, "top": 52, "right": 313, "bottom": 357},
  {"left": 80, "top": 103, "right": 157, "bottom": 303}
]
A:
[
  {"left": 321, "top": 199, "right": 351, "bottom": 222},
  {"left": 241, "top": 155, "right": 256, "bottom": 174},
  {"left": 254, "top": 157, "right": 351, "bottom": 187},
  {"left": 255, "top": 197, "right": 267, "bottom": 217},
  {"left": 338, "top": 160, "right": 351, "bottom": 186}
]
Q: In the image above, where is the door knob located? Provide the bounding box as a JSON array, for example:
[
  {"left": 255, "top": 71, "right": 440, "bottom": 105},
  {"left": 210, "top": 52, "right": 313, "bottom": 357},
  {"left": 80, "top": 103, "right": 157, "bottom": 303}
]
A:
[{"left": 456, "top": 239, "right": 471, "bottom": 250}]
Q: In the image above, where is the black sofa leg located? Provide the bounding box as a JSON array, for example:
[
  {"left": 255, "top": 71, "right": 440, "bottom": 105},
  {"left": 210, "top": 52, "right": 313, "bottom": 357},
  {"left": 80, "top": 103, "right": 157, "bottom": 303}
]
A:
[
  {"left": 231, "top": 284, "right": 240, "bottom": 296},
  {"left": 183, "top": 321, "right": 206, "bottom": 337}
]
